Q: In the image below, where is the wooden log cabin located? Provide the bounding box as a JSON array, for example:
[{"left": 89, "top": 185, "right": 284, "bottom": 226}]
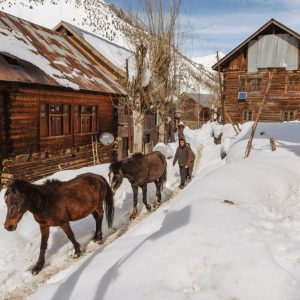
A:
[
  {"left": 54, "top": 21, "right": 159, "bottom": 157},
  {"left": 0, "top": 12, "right": 125, "bottom": 186},
  {"left": 212, "top": 19, "right": 300, "bottom": 124},
  {"left": 178, "top": 93, "right": 211, "bottom": 129}
]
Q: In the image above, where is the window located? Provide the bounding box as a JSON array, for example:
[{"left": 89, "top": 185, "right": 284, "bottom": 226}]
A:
[
  {"left": 242, "top": 110, "right": 253, "bottom": 122},
  {"left": 144, "top": 134, "right": 151, "bottom": 143},
  {"left": 239, "top": 78, "right": 246, "bottom": 91},
  {"left": 282, "top": 110, "right": 296, "bottom": 121},
  {"left": 239, "top": 77, "right": 262, "bottom": 92},
  {"left": 40, "top": 104, "right": 70, "bottom": 137},
  {"left": 287, "top": 75, "right": 300, "bottom": 92},
  {"left": 74, "top": 105, "right": 98, "bottom": 134}
]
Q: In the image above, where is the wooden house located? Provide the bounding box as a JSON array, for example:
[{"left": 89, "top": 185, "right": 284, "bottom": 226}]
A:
[
  {"left": 54, "top": 22, "right": 159, "bottom": 157},
  {"left": 177, "top": 93, "right": 211, "bottom": 129},
  {"left": 0, "top": 12, "right": 124, "bottom": 185},
  {"left": 212, "top": 19, "right": 300, "bottom": 124}
]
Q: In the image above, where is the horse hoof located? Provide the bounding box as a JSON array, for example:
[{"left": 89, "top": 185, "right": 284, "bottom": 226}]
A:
[
  {"left": 74, "top": 249, "right": 81, "bottom": 258},
  {"left": 152, "top": 202, "right": 160, "bottom": 210},
  {"left": 130, "top": 215, "right": 136, "bottom": 221},
  {"left": 146, "top": 205, "right": 152, "bottom": 212},
  {"left": 32, "top": 265, "right": 43, "bottom": 275},
  {"left": 93, "top": 238, "right": 103, "bottom": 244}
]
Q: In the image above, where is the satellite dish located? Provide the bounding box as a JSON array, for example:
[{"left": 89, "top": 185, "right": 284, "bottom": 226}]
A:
[{"left": 99, "top": 133, "right": 115, "bottom": 146}]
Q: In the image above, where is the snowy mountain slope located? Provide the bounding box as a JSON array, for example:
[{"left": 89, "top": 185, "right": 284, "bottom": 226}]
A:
[
  {"left": 0, "top": 0, "right": 215, "bottom": 95},
  {"left": 193, "top": 52, "right": 225, "bottom": 72},
  {"left": 0, "top": 0, "right": 129, "bottom": 47}
]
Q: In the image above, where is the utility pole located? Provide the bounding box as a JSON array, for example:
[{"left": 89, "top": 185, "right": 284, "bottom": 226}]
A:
[{"left": 216, "top": 51, "right": 225, "bottom": 124}]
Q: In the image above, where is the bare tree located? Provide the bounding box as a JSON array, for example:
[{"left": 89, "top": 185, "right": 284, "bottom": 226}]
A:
[{"left": 119, "top": 0, "right": 183, "bottom": 145}]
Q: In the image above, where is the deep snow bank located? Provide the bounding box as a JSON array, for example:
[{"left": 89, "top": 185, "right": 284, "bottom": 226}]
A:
[
  {"left": 29, "top": 122, "right": 300, "bottom": 300},
  {"left": 0, "top": 125, "right": 209, "bottom": 299}
]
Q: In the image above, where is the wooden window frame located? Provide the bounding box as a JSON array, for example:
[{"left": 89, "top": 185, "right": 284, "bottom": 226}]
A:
[
  {"left": 40, "top": 103, "right": 71, "bottom": 138},
  {"left": 239, "top": 76, "right": 262, "bottom": 92},
  {"left": 75, "top": 105, "right": 98, "bottom": 135},
  {"left": 242, "top": 110, "right": 254, "bottom": 122},
  {"left": 286, "top": 75, "right": 300, "bottom": 92},
  {"left": 282, "top": 110, "right": 297, "bottom": 121}
]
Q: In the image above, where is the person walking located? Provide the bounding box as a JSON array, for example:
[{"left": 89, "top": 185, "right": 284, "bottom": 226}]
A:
[
  {"left": 186, "top": 143, "right": 195, "bottom": 180},
  {"left": 173, "top": 138, "right": 190, "bottom": 189}
]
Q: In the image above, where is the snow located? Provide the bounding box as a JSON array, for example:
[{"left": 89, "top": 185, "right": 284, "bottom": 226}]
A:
[
  {"left": 193, "top": 52, "right": 225, "bottom": 71},
  {"left": 0, "top": 0, "right": 215, "bottom": 95},
  {"left": 1, "top": 121, "right": 300, "bottom": 299},
  {"left": 0, "top": 25, "right": 79, "bottom": 90}
]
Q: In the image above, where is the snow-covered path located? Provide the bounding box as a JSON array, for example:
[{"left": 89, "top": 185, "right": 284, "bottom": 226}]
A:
[
  {"left": 28, "top": 122, "right": 300, "bottom": 300},
  {"left": 1, "top": 126, "right": 212, "bottom": 300}
]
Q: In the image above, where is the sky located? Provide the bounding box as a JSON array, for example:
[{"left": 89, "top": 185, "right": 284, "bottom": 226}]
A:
[{"left": 109, "top": 0, "right": 300, "bottom": 58}]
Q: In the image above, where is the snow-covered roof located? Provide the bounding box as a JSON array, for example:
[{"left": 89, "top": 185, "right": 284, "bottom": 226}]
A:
[
  {"left": 0, "top": 11, "right": 124, "bottom": 94},
  {"left": 54, "top": 21, "right": 135, "bottom": 79}
]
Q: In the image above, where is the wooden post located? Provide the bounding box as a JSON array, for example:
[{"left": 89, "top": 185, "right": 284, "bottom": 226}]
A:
[
  {"left": 244, "top": 72, "right": 273, "bottom": 158},
  {"left": 128, "top": 108, "right": 132, "bottom": 154},
  {"left": 125, "top": 58, "right": 133, "bottom": 154},
  {"left": 216, "top": 51, "right": 225, "bottom": 125},
  {"left": 95, "top": 135, "right": 99, "bottom": 163},
  {"left": 91, "top": 136, "right": 96, "bottom": 166},
  {"left": 270, "top": 138, "right": 276, "bottom": 151}
]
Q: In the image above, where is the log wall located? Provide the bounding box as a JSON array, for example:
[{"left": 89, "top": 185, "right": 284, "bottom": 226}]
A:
[
  {"left": 0, "top": 86, "right": 118, "bottom": 187},
  {"left": 223, "top": 50, "right": 300, "bottom": 124}
]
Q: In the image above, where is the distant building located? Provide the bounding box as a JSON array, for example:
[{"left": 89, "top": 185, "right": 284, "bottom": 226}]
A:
[
  {"left": 213, "top": 19, "right": 300, "bottom": 124},
  {"left": 0, "top": 11, "right": 124, "bottom": 185},
  {"left": 177, "top": 93, "right": 211, "bottom": 129}
]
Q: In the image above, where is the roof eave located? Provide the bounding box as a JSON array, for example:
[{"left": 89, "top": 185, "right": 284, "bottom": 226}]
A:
[{"left": 212, "top": 18, "right": 300, "bottom": 71}]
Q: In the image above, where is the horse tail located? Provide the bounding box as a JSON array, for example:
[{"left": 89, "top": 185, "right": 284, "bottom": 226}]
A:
[
  {"left": 103, "top": 177, "right": 114, "bottom": 228},
  {"left": 159, "top": 153, "right": 167, "bottom": 191}
]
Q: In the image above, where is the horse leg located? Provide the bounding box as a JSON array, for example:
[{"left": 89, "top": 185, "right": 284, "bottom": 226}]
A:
[
  {"left": 92, "top": 210, "right": 103, "bottom": 243},
  {"left": 153, "top": 180, "right": 162, "bottom": 208},
  {"left": 130, "top": 185, "right": 139, "bottom": 220},
  {"left": 142, "top": 184, "right": 151, "bottom": 212},
  {"left": 32, "top": 225, "right": 49, "bottom": 275},
  {"left": 60, "top": 222, "right": 81, "bottom": 258}
]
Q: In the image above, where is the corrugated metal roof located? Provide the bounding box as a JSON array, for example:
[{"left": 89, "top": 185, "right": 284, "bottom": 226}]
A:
[
  {"left": 212, "top": 18, "right": 300, "bottom": 72},
  {"left": 0, "top": 11, "right": 124, "bottom": 94}
]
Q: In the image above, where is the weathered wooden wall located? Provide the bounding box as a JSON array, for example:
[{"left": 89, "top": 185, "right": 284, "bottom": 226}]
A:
[
  {"left": 177, "top": 97, "right": 210, "bottom": 129},
  {"left": 223, "top": 50, "right": 300, "bottom": 123},
  {"left": 0, "top": 86, "right": 118, "bottom": 186}
]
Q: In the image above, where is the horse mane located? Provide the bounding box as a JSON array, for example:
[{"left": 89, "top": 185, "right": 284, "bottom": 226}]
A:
[
  {"left": 109, "top": 161, "right": 123, "bottom": 173},
  {"left": 43, "top": 178, "right": 63, "bottom": 188},
  {"left": 6, "top": 179, "right": 33, "bottom": 196},
  {"left": 132, "top": 153, "right": 144, "bottom": 160},
  {"left": 6, "top": 179, "right": 61, "bottom": 212}
]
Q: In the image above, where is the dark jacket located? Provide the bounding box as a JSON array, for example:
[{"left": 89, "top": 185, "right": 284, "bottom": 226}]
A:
[{"left": 173, "top": 145, "right": 190, "bottom": 166}]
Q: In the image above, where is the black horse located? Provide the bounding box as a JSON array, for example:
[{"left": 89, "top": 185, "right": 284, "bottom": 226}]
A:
[
  {"left": 109, "top": 151, "right": 167, "bottom": 220},
  {"left": 4, "top": 173, "right": 114, "bottom": 275}
]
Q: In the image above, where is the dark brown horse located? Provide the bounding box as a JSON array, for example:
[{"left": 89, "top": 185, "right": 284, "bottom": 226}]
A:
[
  {"left": 3, "top": 173, "right": 114, "bottom": 275},
  {"left": 109, "top": 151, "right": 167, "bottom": 220}
]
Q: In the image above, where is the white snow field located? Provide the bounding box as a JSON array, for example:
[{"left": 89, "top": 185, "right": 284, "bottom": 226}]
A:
[{"left": 3, "top": 122, "right": 300, "bottom": 299}]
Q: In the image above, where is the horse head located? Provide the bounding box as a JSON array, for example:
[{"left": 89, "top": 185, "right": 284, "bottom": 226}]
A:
[
  {"left": 109, "top": 161, "right": 124, "bottom": 194},
  {"left": 4, "top": 180, "right": 30, "bottom": 231}
]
